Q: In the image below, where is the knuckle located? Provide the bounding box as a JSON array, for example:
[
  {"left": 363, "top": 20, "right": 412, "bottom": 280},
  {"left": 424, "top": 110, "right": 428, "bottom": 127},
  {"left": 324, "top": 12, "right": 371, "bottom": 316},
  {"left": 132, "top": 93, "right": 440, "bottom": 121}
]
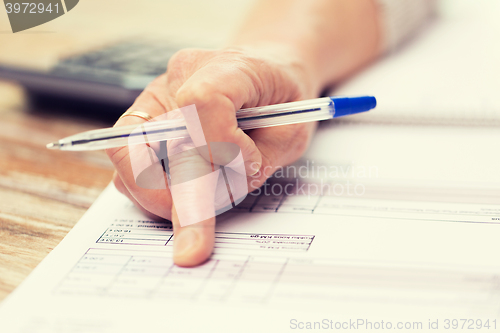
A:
[
  {"left": 167, "top": 49, "right": 194, "bottom": 69},
  {"left": 166, "top": 49, "right": 209, "bottom": 88},
  {"left": 216, "top": 48, "right": 247, "bottom": 62},
  {"left": 167, "top": 48, "right": 208, "bottom": 72},
  {"left": 176, "top": 81, "right": 220, "bottom": 109}
]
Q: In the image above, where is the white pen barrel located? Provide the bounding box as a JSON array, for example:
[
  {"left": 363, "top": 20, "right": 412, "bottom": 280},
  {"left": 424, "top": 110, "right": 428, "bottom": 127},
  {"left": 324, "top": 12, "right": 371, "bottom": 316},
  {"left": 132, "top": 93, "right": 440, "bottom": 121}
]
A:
[{"left": 236, "top": 97, "right": 334, "bottom": 130}]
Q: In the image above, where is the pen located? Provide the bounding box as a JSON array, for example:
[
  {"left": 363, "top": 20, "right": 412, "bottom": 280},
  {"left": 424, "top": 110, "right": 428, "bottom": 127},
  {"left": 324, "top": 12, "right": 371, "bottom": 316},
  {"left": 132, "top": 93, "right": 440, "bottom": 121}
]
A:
[{"left": 46, "top": 96, "right": 376, "bottom": 151}]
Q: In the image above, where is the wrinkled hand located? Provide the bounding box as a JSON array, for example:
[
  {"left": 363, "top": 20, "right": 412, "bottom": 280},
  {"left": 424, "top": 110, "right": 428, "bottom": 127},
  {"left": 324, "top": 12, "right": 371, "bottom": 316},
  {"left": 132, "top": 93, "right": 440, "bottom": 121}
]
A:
[{"left": 107, "top": 47, "right": 318, "bottom": 266}]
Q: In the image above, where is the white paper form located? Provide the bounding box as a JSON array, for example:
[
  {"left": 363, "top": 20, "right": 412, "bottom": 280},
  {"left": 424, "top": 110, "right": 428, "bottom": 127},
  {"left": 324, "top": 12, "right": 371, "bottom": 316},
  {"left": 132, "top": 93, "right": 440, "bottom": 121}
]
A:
[
  {"left": 302, "top": 123, "right": 500, "bottom": 194},
  {"left": 0, "top": 182, "right": 499, "bottom": 333}
]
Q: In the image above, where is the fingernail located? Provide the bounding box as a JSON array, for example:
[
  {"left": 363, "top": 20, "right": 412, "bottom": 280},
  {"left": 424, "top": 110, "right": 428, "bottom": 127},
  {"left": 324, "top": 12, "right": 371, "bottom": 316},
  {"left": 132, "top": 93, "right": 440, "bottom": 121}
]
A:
[
  {"left": 174, "top": 229, "right": 199, "bottom": 256},
  {"left": 245, "top": 160, "right": 261, "bottom": 176}
]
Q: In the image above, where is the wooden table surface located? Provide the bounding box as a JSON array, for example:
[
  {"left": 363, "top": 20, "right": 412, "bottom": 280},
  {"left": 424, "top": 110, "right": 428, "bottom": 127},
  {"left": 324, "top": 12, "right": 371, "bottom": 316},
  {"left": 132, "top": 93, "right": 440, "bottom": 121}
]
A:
[
  {"left": 0, "top": 81, "right": 115, "bottom": 301},
  {"left": 0, "top": 0, "right": 251, "bottom": 302}
]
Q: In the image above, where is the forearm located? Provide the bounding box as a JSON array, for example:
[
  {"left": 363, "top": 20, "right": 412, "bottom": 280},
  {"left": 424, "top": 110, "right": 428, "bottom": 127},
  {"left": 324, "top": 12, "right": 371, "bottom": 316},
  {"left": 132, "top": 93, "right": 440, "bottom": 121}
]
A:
[{"left": 230, "top": 0, "right": 382, "bottom": 97}]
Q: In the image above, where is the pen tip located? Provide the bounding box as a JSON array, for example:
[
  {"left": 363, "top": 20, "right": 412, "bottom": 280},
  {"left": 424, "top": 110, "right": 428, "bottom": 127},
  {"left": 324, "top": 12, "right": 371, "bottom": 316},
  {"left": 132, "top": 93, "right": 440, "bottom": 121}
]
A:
[{"left": 46, "top": 142, "right": 58, "bottom": 149}]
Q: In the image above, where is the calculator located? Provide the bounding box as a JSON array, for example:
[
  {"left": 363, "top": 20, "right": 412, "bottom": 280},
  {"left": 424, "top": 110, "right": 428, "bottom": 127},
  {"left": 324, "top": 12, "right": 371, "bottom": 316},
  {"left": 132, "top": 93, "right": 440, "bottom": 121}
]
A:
[{"left": 0, "top": 40, "right": 185, "bottom": 114}]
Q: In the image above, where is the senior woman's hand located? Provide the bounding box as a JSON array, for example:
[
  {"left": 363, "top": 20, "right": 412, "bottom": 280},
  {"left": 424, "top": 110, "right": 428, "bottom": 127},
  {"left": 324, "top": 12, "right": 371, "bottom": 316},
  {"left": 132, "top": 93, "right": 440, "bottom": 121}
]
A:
[{"left": 107, "top": 47, "right": 318, "bottom": 266}]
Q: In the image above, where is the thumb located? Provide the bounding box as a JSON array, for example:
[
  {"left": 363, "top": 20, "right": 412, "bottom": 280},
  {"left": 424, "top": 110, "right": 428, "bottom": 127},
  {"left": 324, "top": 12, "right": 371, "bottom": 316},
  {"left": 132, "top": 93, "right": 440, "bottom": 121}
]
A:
[
  {"left": 168, "top": 148, "right": 217, "bottom": 266},
  {"left": 167, "top": 131, "right": 219, "bottom": 266},
  {"left": 171, "top": 205, "right": 215, "bottom": 267}
]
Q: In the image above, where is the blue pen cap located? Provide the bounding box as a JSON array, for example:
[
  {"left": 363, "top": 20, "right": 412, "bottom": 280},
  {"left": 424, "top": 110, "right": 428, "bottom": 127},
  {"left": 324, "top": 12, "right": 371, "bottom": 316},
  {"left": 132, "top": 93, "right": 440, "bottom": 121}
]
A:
[{"left": 331, "top": 96, "right": 377, "bottom": 117}]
